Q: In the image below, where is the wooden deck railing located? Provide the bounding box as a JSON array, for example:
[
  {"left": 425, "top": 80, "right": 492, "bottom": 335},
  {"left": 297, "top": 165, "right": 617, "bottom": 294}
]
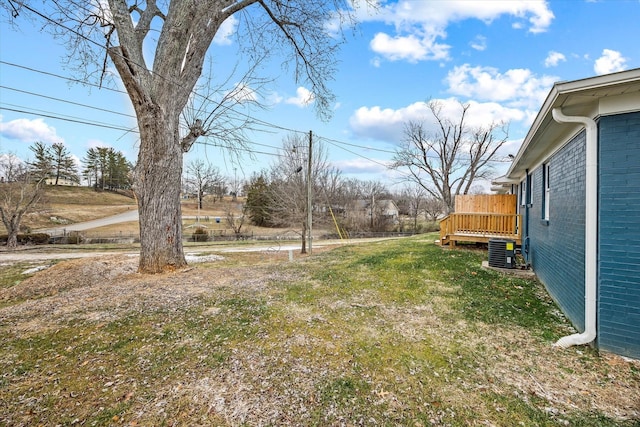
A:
[{"left": 439, "top": 213, "right": 521, "bottom": 245}]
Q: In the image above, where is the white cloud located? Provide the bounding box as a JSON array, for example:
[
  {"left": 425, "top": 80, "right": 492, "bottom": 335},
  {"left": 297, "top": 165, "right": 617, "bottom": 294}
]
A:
[
  {"left": 332, "top": 158, "right": 391, "bottom": 175},
  {"left": 71, "top": 154, "right": 82, "bottom": 169},
  {"left": 349, "top": 101, "right": 431, "bottom": 142},
  {"left": 470, "top": 35, "right": 487, "bottom": 51},
  {"left": 373, "top": 1, "right": 554, "bottom": 33},
  {"left": 594, "top": 49, "right": 627, "bottom": 75},
  {"left": 445, "top": 64, "right": 557, "bottom": 110},
  {"left": 544, "top": 51, "right": 566, "bottom": 67},
  {"left": 213, "top": 15, "right": 237, "bottom": 46},
  {"left": 0, "top": 116, "right": 64, "bottom": 145},
  {"left": 285, "top": 87, "right": 315, "bottom": 107},
  {"left": 265, "top": 91, "right": 284, "bottom": 106},
  {"left": 0, "top": 152, "right": 23, "bottom": 165},
  {"left": 349, "top": 97, "right": 528, "bottom": 143},
  {"left": 366, "top": 1, "right": 554, "bottom": 63},
  {"left": 370, "top": 31, "right": 449, "bottom": 63},
  {"left": 229, "top": 83, "right": 257, "bottom": 104}
]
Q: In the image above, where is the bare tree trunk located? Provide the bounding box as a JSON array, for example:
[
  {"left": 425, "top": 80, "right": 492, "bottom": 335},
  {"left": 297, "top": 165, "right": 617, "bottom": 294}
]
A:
[
  {"left": 5, "top": 215, "right": 19, "bottom": 249},
  {"left": 1, "top": 197, "right": 39, "bottom": 250},
  {"left": 301, "top": 221, "right": 307, "bottom": 254},
  {"left": 133, "top": 107, "right": 186, "bottom": 273}
]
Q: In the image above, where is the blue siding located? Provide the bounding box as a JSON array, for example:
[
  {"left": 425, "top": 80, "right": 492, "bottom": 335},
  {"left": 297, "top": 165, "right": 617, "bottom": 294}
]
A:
[
  {"left": 529, "top": 131, "right": 586, "bottom": 331},
  {"left": 598, "top": 111, "right": 640, "bottom": 359}
]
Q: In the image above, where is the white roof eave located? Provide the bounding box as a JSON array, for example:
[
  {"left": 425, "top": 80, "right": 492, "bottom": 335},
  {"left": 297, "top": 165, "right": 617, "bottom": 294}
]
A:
[{"left": 506, "top": 68, "right": 640, "bottom": 180}]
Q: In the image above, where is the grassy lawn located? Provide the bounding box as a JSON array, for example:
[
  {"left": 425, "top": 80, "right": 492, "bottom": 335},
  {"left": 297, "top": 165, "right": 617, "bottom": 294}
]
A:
[{"left": 1, "top": 235, "right": 638, "bottom": 426}]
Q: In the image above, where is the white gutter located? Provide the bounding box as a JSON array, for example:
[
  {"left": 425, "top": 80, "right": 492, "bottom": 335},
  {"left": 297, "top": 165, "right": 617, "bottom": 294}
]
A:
[{"left": 551, "top": 108, "right": 597, "bottom": 348}]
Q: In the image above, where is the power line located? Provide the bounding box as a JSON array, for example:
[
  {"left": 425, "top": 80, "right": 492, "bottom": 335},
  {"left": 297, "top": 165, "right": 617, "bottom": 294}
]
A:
[
  {"left": 0, "top": 60, "right": 128, "bottom": 94},
  {"left": 2, "top": 4, "right": 513, "bottom": 171},
  {"left": 320, "top": 135, "right": 397, "bottom": 155},
  {"left": 0, "top": 105, "right": 139, "bottom": 133},
  {"left": 0, "top": 58, "right": 302, "bottom": 136},
  {"left": 197, "top": 140, "right": 281, "bottom": 159},
  {"left": 0, "top": 85, "right": 136, "bottom": 119},
  {"left": 0, "top": 60, "right": 300, "bottom": 156},
  {"left": 5, "top": 1, "right": 313, "bottom": 137},
  {"left": 0, "top": 63, "right": 511, "bottom": 170},
  {"left": 322, "top": 137, "right": 403, "bottom": 173}
]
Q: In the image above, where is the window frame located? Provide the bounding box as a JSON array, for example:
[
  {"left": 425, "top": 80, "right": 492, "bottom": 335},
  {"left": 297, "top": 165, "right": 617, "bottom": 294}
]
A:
[{"left": 542, "top": 162, "right": 550, "bottom": 220}]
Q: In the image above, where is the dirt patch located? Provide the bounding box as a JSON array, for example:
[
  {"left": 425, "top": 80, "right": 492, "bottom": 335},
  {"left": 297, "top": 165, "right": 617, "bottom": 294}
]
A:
[
  {"left": 1, "top": 255, "right": 138, "bottom": 303},
  {"left": 1, "top": 255, "right": 257, "bottom": 335}
]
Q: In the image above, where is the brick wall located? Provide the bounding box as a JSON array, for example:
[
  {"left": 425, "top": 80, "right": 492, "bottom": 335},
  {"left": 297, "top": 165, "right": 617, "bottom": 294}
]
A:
[
  {"left": 528, "top": 130, "right": 586, "bottom": 331},
  {"left": 598, "top": 111, "right": 640, "bottom": 359}
]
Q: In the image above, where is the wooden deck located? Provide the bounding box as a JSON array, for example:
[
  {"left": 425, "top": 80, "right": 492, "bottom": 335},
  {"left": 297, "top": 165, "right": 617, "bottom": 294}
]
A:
[{"left": 439, "top": 213, "right": 521, "bottom": 246}]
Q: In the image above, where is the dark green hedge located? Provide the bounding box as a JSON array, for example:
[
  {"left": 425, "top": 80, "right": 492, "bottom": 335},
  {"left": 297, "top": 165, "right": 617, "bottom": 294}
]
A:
[{"left": 0, "top": 233, "right": 50, "bottom": 245}]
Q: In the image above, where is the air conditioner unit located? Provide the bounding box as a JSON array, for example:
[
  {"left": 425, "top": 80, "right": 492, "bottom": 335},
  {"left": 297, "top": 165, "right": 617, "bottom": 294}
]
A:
[{"left": 488, "top": 239, "right": 516, "bottom": 269}]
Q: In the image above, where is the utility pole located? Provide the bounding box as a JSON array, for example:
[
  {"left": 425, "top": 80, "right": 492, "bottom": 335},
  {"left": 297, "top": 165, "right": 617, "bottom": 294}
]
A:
[{"left": 307, "top": 130, "right": 313, "bottom": 254}]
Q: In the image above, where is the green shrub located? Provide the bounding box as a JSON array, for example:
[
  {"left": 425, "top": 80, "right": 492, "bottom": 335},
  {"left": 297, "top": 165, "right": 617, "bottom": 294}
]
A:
[
  {"left": 0, "top": 233, "right": 50, "bottom": 245},
  {"left": 423, "top": 221, "right": 440, "bottom": 232},
  {"left": 191, "top": 227, "right": 209, "bottom": 242}
]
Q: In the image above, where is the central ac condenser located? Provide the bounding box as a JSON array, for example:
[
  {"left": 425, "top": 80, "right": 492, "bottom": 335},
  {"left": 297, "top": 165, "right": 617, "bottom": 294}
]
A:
[{"left": 488, "top": 239, "right": 516, "bottom": 269}]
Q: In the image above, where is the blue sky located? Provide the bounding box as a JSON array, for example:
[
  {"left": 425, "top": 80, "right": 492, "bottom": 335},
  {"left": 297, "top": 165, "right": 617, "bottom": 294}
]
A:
[{"left": 1, "top": 0, "right": 639, "bottom": 190}]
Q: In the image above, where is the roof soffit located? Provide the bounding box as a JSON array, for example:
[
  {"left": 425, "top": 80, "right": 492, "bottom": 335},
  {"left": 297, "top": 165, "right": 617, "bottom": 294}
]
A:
[{"left": 506, "top": 68, "right": 640, "bottom": 180}]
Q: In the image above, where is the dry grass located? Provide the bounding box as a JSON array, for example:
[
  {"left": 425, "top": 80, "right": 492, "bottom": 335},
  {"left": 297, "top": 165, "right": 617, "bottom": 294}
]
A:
[
  {"left": 1, "top": 237, "right": 638, "bottom": 426},
  {"left": 15, "top": 186, "right": 136, "bottom": 231}
]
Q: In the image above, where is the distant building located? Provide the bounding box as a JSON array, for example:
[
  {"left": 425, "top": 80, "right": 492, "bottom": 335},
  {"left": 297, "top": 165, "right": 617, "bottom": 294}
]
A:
[{"left": 44, "top": 176, "right": 81, "bottom": 186}]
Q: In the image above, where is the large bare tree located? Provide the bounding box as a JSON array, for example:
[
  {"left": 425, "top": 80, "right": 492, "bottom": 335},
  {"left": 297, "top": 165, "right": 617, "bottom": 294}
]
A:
[
  {"left": 4, "top": 0, "right": 366, "bottom": 272},
  {"left": 391, "top": 100, "right": 509, "bottom": 214},
  {"left": 0, "top": 154, "right": 44, "bottom": 249}
]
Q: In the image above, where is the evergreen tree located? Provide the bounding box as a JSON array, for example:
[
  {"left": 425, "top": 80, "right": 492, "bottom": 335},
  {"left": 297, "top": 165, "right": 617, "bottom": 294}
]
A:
[
  {"left": 244, "top": 173, "right": 273, "bottom": 227},
  {"left": 28, "top": 141, "right": 53, "bottom": 182},
  {"left": 111, "top": 151, "right": 132, "bottom": 190},
  {"left": 50, "top": 143, "right": 79, "bottom": 185},
  {"left": 82, "top": 147, "right": 131, "bottom": 190},
  {"left": 82, "top": 147, "right": 100, "bottom": 188}
]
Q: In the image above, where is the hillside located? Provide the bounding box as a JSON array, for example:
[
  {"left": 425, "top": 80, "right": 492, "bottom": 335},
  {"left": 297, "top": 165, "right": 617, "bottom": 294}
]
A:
[{"left": 8, "top": 185, "right": 244, "bottom": 234}]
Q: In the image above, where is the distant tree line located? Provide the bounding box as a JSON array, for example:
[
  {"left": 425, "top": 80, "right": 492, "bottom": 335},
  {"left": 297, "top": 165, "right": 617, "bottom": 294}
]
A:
[
  {"left": 239, "top": 134, "right": 448, "bottom": 249},
  {"left": 10, "top": 142, "right": 133, "bottom": 191},
  {"left": 178, "top": 135, "right": 448, "bottom": 253},
  {"left": 3, "top": 98, "right": 506, "bottom": 252},
  {"left": 242, "top": 170, "right": 446, "bottom": 235}
]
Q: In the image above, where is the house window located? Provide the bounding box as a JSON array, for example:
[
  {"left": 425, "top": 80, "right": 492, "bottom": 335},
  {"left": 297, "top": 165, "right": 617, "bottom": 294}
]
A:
[
  {"left": 542, "top": 163, "right": 550, "bottom": 220},
  {"left": 520, "top": 174, "right": 531, "bottom": 207}
]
